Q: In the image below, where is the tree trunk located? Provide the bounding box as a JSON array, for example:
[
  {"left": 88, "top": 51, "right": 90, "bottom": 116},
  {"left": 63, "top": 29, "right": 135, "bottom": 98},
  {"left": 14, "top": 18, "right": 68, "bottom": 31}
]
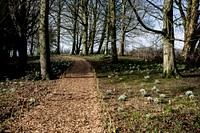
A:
[
  {"left": 39, "top": 0, "right": 51, "bottom": 80},
  {"left": 104, "top": 4, "right": 110, "bottom": 55},
  {"left": 118, "top": 0, "right": 126, "bottom": 56},
  {"left": 97, "top": 13, "right": 107, "bottom": 54},
  {"left": 56, "top": 0, "right": 61, "bottom": 55},
  {"left": 88, "top": 0, "right": 97, "bottom": 54},
  {"left": 71, "top": 0, "right": 79, "bottom": 55},
  {"left": 178, "top": 0, "right": 199, "bottom": 62},
  {"left": 82, "top": 0, "right": 88, "bottom": 55},
  {"left": 110, "top": 0, "right": 118, "bottom": 62},
  {"left": 162, "top": 0, "right": 176, "bottom": 78}
]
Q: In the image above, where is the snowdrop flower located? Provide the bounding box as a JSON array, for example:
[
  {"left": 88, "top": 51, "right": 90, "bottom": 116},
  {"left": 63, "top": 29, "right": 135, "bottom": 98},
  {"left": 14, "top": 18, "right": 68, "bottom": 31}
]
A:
[
  {"left": 118, "top": 94, "right": 127, "bottom": 101},
  {"left": 29, "top": 97, "right": 36, "bottom": 105},
  {"left": 151, "top": 86, "right": 160, "bottom": 93},
  {"left": 151, "top": 86, "right": 157, "bottom": 91},
  {"left": 140, "top": 89, "right": 148, "bottom": 96},
  {"left": 153, "top": 98, "right": 159, "bottom": 104},
  {"left": 185, "top": 91, "right": 193, "bottom": 96},
  {"left": 140, "top": 89, "right": 146, "bottom": 93},
  {"left": 144, "top": 75, "right": 150, "bottom": 79},
  {"left": 106, "top": 89, "right": 112, "bottom": 95},
  {"left": 141, "top": 91, "right": 148, "bottom": 96},
  {"left": 108, "top": 75, "right": 112, "bottom": 78},
  {"left": 145, "top": 114, "right": 153, "bottom": 119},
  {"left": 117, "top": 107, "right": 124, "bottom": 112},
  {"left": 147, "top": 97, "right": 153, "bottom": 102},
  {"left": 160, "top": 94, "right": 166, "bottom": 98},
  {"left": 189, "top": 94, "right": 195, "bottom": 100},
  {"left": 154, "top": 79, "right": 160, "bottom": 84}
]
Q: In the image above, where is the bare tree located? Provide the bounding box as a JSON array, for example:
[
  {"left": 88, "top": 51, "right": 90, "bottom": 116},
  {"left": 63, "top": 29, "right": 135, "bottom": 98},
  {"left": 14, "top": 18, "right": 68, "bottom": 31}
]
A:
[
  {"left": 110, "top": 0, "right": 118, "bottom": 62},
  {"left": 39, "top": 0, "right": 51, "bottom": 80},
  {"left": 82, "top": 0, "right": 89, "bottom": 55},
  {"left": 175, "top": 0, "right": 199, "bottom": 62},
  {"left": 128, "top": 0, "right": 178, "bottom": 78}
]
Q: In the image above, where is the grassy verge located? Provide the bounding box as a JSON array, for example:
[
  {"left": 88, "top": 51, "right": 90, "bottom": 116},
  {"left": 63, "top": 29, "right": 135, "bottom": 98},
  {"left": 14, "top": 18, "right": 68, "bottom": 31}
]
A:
[{"left": 87, "top": 55, "right": 200, "bottom": 133}]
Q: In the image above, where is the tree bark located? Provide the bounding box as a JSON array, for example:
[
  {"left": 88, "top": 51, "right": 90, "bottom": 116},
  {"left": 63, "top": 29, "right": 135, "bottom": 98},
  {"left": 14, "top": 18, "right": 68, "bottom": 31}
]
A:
[
  {"left": 71, "top": 0, "right": 79, "bottom": 55},
  {"left": 39, "top": 0, "right": 51, "bottom": 80},
  {"left": 104, "top": 3, "right": 110, "bottom": 55},
  {"left": 56, "top": 0, "right": 61, "bottom": 55},
  {"left": 118, "top": 0, "right": 126, "bottom": 56},
  {"left": 176, "top": 0, "right": 199, "bottom": 62},
  {"left": 88, "top": 0, "right": 97, "bottom": 55},
  {"left": 82, "top": 0, "right": 89, "bottom": 55},
  {"left": 110, "top": 0, "right": 118, "bottom": 62},
  {"left": 162, "top": 0, "right": 176, "bottom": 78},
  {"left": 97, "top": 13, "right": 107, "bottom": 54}
]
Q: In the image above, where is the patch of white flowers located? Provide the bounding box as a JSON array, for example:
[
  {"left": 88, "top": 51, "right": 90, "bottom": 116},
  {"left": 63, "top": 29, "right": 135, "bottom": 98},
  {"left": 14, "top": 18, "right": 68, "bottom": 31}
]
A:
[
  {"left": 153, "top": 98, "right": 160, "bottom": 104},
  {"left": 159, "top": 94, "right": 166, "bottom": 98},
  {"left": 185, "top": 91, "right": 193, "bottom": 96},
  {"left": 145, "top": 113, "right": 154, "bottom": 119},
  {"left": 151, "top": 86, "right": 160, "bottom": 93},
  {"left": 185, "top": 90, "right": 195, "bottom": 100},
  {"left": 154, "top": 79, "right": 160, "bottom": 84},
  {"left": 29, "top": 97, "right": 36, "bottom": 105},
  {"left": 118, "top": 94, "right": 127, "bottom": 101},
  {"left": 140, "top": 89, "right": 148, "bottom": 96},
  {"left": 144, "top": 75, "right": 150, "bottom": 80},
  {"left": 106, "top": 89, "right": 112, "bottom": 95},
  {"left": 147, "top": 97, "right": 153, "bottom": 102}
]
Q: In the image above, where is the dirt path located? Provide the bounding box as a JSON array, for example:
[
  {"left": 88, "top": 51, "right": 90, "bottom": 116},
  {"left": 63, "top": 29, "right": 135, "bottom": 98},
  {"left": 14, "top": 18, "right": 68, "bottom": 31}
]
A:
[{"left": 14, "top": 57, "right": 102, "bottom": 133}]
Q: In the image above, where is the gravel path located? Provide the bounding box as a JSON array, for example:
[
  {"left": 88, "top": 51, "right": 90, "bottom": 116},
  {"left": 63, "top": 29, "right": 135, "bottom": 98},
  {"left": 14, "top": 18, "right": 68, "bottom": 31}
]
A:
[{"left": 14, "top": 57, "right": 102, "bottom": 133}]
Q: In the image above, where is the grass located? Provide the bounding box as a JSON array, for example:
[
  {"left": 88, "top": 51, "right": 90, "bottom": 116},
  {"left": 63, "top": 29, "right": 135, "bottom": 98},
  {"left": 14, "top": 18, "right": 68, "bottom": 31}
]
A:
[{"left": 87, "top": 55, "right": 200, "bottom": 133}]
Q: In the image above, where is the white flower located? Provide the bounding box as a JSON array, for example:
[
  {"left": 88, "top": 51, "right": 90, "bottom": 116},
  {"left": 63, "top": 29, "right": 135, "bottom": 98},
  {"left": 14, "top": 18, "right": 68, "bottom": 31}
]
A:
[
  {"left": 154, "top": 79, "right": 160, "bottom": 84},
  {"left": 29, "top": 97, "right": 36, "bottom": 105},
  {"left": 10, "top": 88, "right": 16, "bottom": 93},
  {"left": 144, "top": 75, "right": 150, "bottom": 79},
  {"left": 140, "top": 89, "right": 146, "bottom": 93},
  {"left": 189, "top": 94, "right": 195, "bottom": 100},
  {"left": 118, "top": 94, "right": 127, "bottom": 101},
  {"left": 168, "top": 100, "right": 171, "bottom": 105},
  {"left": 108, "top": 75, "right": 112, "bottom": 78},
  {"left": 145, "top": 114, "right": 153, "bottom": 119},
  {"left": 117, "top": 107, "right": 124, "bottom": 112},
  {"left": 151, "top": 86, "right": 157, "bottom": 91},
  {"left": 153, "top": 98, "right": 160, "bottom": 104},
  {"left": 159, "top": 94, "right": 166, "bottom": 98},
  {"left": 147, "top": 97, "right": 153, "bottom": 102},
  {"left": 141, "top": 91, "right": 148, "bottom": 96},
  {"left": 185, "top": 91, "right": 193, "bottom": 96},
  {"left": 106, "top": 89, "right": 112, "bottom": 95},
  {"left": 140, "top": 89, "right": 148, "bottom": 96},
  {"left": 151, "top": 86, "right": 160, "bottom": 93}
]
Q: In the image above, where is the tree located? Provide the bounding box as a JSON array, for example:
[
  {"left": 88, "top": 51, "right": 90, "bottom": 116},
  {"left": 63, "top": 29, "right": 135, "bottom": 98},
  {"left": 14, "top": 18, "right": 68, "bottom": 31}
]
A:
[
  {"left": 56, "top": 0, "right": 62, "bottom": 55},
  {"left": 175, "top": 0, "right": 199, "bottom": 62},
  {"left": 118, "top": 0, "right": 126, "bottom": 56},
  {"left": 162, "top": 0, "right": 176, "bottom": 78},
  {"left": 97, "top": 10, "right": 107, "bottom": 54},
  {"left": 110, "top": 0, "right": 118, "bottom": 62},
  {"left": 88, "top": 0, "right": 98, "bottom": 54},
  {"left": 82, "top": 0, "right": 89, "bottom": 55},
  {"left": 71, "top": 0, "right": 79, "bottom": 55},
  {"left": 39, "top": 0, "right": 51, "bottom": 80},
  {"left": 128, "top": 0, "right": 178, "bottom": 78}
]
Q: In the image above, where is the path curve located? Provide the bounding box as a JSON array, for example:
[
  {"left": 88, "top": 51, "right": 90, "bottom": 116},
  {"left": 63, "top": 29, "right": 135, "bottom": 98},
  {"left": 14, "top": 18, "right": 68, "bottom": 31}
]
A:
[{"left": 14, "top": 57, "right": 102, "bottom": 133}]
